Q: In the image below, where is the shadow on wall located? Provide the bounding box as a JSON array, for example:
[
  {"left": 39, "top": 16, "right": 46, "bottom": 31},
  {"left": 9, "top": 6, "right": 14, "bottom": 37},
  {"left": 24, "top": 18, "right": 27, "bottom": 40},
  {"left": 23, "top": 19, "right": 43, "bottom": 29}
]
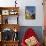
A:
[{"left": 18, "top": 26, "right": 43, "bottom": 44}]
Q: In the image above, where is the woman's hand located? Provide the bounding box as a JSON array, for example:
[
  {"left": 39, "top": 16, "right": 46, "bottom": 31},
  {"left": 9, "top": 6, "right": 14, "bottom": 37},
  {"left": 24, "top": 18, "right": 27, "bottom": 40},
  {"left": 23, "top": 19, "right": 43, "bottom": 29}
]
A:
[{"left": 25, "top": 36, "right": 38, "bottom": 46}]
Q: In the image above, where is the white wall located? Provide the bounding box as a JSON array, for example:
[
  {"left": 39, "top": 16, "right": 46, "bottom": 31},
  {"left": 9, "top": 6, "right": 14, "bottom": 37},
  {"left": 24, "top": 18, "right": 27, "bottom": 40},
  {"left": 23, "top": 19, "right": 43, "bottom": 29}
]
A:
[
  {"left": 18, "top": 0, "right": 44, "bottom": 26},
  {"left": 0, "top": 0, "right": 44, "bottom": 26}
]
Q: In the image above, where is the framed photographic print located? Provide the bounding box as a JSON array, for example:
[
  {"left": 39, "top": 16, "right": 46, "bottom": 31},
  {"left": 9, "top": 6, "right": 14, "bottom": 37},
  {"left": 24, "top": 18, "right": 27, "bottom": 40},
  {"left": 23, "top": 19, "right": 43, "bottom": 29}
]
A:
[
  {"left": 9, "top": 10, "right": 18, "bottom": 15},
  {"left": 2, "top": 10, "right": 9, "bottom": 15},
  {"left": 25, "top": 6, "right": 36, "bottom": 19},
  {"left": 10, "top": 11, "right": 15, "bottom": 15},
  {"left": 9, "top": 10, "right": 15, "bottom": 15}
]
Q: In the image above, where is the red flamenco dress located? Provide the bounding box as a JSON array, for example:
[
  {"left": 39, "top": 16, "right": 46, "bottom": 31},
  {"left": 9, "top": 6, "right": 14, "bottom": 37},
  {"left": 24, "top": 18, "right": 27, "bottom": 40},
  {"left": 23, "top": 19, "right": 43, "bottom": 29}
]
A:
[{"left": 21, "top": 28, "right": 41, "bottom": 46}]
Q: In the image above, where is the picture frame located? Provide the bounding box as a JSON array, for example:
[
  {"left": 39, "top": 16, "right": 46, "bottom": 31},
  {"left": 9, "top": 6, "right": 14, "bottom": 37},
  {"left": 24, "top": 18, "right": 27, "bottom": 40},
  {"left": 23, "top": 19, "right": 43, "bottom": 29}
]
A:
[
  {"left": 9, "top": 10, "right": 18, "bottom": 15},
  {"left": 2, "top": 10, "right": 9, "bottom": 15},
  {"left": 25, "top": 6, "right": 36, "bottom": 19}
]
